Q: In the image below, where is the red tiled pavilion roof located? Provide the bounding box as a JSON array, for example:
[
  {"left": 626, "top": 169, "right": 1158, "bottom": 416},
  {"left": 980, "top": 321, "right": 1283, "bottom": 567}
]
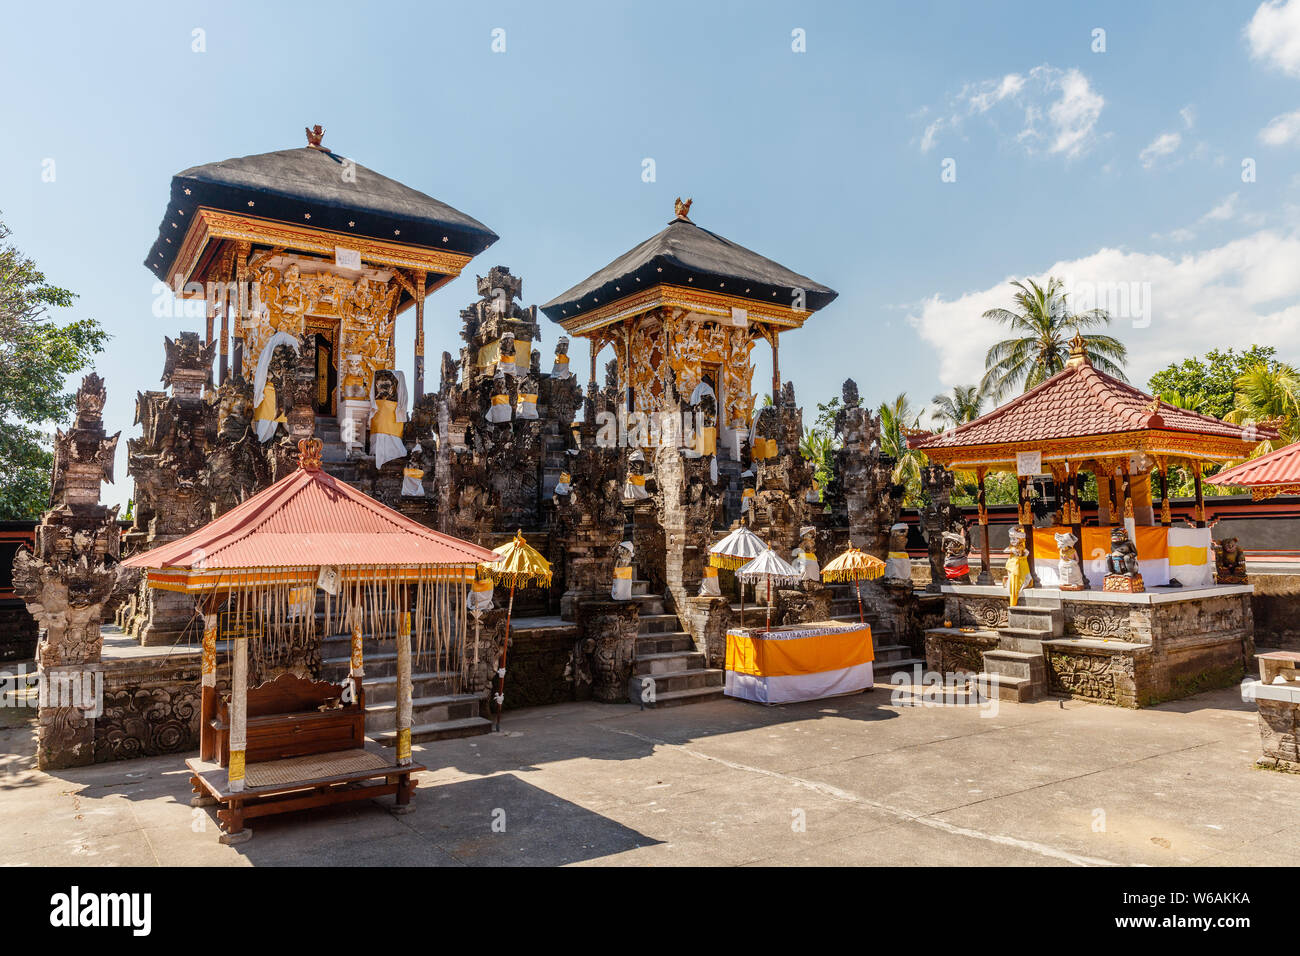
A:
[
  {"left": 910, "top": 351, "right": 1274, "bottom": 468},
  {"left": 122, "top": 444, "right": 498, "bottom": 572},
  {"left": 1207, "top": 442, "right": 1300, "bottom": 495}
]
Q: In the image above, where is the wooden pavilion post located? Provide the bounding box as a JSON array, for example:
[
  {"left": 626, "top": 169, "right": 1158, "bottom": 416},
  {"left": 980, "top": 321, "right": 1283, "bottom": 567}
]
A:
[
  {"left": 975, "top": 467, "right": 992, "bottom": 585},
  {"left": 1156, "top": 457, "right": 1172, "bottom": 526},
  {"left": 1193, "top": 460, "right": 1206, "bottom": 527},
  {"left": 1118, "top": 460, "right": 1133, "bottom": 523},
  {"left": 1068, "top": 462, "right": 1088, "bottom": 589},
  {"left": 396, "top": 610, "right": 413, "bottom": 766},
  {"left": 227, "top": 631, "right": 248, "bottom": 793}
]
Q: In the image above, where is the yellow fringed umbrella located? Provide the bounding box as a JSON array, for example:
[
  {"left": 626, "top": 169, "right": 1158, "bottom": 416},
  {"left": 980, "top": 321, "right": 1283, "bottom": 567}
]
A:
[
  {"left": 820, "top": 546, "right": 886, "bottom": 624},
  {"left": 480, "top": 530, "right": 552, "bottom": 730}
]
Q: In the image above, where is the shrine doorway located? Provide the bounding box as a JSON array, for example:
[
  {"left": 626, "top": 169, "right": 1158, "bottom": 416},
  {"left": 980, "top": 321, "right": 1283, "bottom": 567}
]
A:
[{"left": 312, "top": 332, "right": 336, "bottom": 416}]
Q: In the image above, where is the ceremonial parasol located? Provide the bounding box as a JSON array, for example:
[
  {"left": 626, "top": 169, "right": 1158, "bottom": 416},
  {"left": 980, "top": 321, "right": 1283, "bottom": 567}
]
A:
[
  {"left": 820, "top": 546, "right": 886, "bottom": 624},
  {"left": 709, "top": 525, "right": 769, "bottom": 623},
  {"left": 737, "top": 547, "right": 803, "bottom": 631},
  {"left": 481, "top": 530, "right": 552, "bottom": 731}
]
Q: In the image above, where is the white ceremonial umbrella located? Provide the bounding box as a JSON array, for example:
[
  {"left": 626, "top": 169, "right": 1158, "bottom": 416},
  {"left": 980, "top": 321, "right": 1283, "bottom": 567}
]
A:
[
  {"left": 709, "top": 525, "right": 769, "bottom": 623},
  {"left": 737, "top": 547, "right": 803, "bottom": 631}
]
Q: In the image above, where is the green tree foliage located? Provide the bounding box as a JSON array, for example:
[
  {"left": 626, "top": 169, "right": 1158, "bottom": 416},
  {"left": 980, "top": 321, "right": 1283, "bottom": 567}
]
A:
[
  {"left": 0, "top": 214, "right": 108, "bottom": 519},
  {"left": 981, "top": 277, "right": 1127, "bottom": 400},
  {"left": 878, "top": 393, "right": 926, "bottom": 505},
  {"left": 1147, "top": 346, "right": 1281, "bottom": 420},
  {"left": 930, "top": 384, "right": 984, "bottom": 430}
]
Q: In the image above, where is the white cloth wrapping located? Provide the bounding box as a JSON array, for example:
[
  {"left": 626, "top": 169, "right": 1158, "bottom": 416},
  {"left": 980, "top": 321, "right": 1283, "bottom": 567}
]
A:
[
  {"left": 467, "top": 579, "right": 494, "bottom": 612},
  {"left": 252, "top": 330, "right": 299, "bottom": 443},
  {"left": 698, "top": 566, "right": 722, "bottom": 596},
  {"left": 516, "top": 390, "right": 539, "bottom": 419},
  {"left": 401, "top": 467, "right": 425, "bottom": 497},
  {"left": 553, "top": 471, "right": 571, "bottom": 497},
  {"left": 551, "top": 354, "right": 572, "bottom": 379},
  {"left": 369, "top": 370, "right": 409, "bottom": 469},
  {"left": 726, "top": 662, "right": 875, "bottom": 704},
  {"left": 485, "top": 392, "right": 513, "bottom": 423},
  {"left": 795, "top": 550, "right": 820, "bottom": 581}
]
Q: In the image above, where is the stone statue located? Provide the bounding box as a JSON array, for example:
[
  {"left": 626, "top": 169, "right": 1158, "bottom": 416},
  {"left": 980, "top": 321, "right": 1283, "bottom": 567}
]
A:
[
  {"left": 942, "top": 527, "right": 971, "bottom": 585},
  {"left": 1055, "top": 530, "right": 1085, "bottom": 590},
  {"left": 1213, "top": 535, "right": 1248, "bottom": 585},
  {"left": 1103, "top": 526, "right": 1144, "bottom": 593}
]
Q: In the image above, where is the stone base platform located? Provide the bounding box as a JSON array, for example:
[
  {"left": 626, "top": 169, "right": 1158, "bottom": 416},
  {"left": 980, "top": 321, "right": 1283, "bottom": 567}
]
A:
[{"left": 926, "top": 584, "right": 1255, "bottom": 708}]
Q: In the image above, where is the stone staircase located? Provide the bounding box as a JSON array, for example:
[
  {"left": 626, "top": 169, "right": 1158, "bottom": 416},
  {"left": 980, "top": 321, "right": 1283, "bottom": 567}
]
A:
[
  {"left": 624, "top": 573, "right": 726, "bottom": 708},
  {"left": 826, "top": 582, "right": 925, "bottom": 681},
  {"left": 976, "top": 600, "right": 1062, "bottom": 702},
  {"left": 315, "top": 414, "right": 361, "bottom": 483},
  {"left": 319, "top": 630, "right": 492, "bottom": 745}
]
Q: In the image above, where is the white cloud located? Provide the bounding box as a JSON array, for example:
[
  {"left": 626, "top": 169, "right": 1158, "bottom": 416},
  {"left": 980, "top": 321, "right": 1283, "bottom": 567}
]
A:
[
  {"left": 908, "top": 228, "right": 1300, "bottom": 391},
  {"left": 1139, "top": 132, "right": 1182, "bottom": 168},
  {"left": 919, "top": 65, "right": 1105, "bottom": 159},
  {"left": 1180, "top": 105, "right": 1197, "bottom": 129},
  {"left": 1260, "top": 108, "right": 1300, "bottom": 144},
  {"left": 1040, "top": 67, "right": 1105, "bottom": 158},
  {"left": 1247, "top": 0, "right": 1300, "bottom": 77},
  {"left": 1204, "top": 193, "right": 1239, "bottom": 221}
]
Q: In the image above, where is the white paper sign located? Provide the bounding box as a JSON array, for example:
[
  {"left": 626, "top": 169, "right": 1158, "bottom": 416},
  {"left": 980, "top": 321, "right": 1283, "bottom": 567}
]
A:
[
  {"left": 1016, "top": 451, "right": 1043, "bottom": 477},
  {"left": 334, "top": 247, "right": 361, "bottom": 270},
  {"left": 316, "top": 565, "right": 340, "bottom": 595},
  {"left": 728, "top": 307, "right": 748, "bottom": 328}
]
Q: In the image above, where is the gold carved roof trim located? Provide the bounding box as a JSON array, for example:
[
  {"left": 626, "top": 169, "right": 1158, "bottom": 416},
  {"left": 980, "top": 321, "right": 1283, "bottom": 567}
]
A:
[
  {"left": 165, "top": 207, "right": 473, "bottom": 291},
  {"left": 921, "top": 428, "right": 1262, "bottom": 471},
  {"left": 557, "top": 283, "right": 811, "bottom": 336}
]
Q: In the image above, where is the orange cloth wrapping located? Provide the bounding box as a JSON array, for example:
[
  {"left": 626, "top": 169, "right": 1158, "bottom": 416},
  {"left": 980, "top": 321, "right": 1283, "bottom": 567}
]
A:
[{"left": 726, "top": 624, "right": 874, "bottom": 678}]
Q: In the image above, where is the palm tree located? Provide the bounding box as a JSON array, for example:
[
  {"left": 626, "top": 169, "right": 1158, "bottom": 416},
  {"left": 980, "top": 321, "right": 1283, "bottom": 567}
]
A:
[
  {"left": 931, "top": 384, "right": 984, "bottom": 430},
  {"left": 1158, "top": 389, "right": 1210, "bottom": 413},
  {"left": 1225, "top": 362, "right": 1300, "bottom": 451},
  {"left": 980, "top": 277, "right": 1128, "bottom": 401},
  {"left": 878, "top": 393, "right": 926, "bottom": 502}
]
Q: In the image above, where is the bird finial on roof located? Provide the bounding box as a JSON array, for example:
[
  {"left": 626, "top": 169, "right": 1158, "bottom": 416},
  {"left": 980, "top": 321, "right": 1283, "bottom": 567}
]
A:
[
  {"left": 305, "top": 124, "right": 326, "bottom": 149},
  {"left": 298, "top": 438, "right": 324, "bottom": 471},
  {"left": 1065, "top": 332, "right": 1089, "bottom": 367},
  {"left": 673, "top": 197, "right": 693, "bottom": 221}
]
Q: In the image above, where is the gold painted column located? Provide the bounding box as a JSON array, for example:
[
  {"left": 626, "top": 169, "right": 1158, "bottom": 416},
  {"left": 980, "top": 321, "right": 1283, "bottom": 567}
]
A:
[
  {"left": 413, "top": 271, "right": 427, "bottom": 399},
  {"left": 396, "top": 611, "right": 412, "bottom": 766},
  {"left": 1157, "top": 458, "right": 1172, "bottom": 526},
  {"left": 771, "top": 332, "right": 780, "bottom": 403},
  {"left": 233, "top": 241, "right": 250, "bottom": 381},
  {"left": 200, "top": 612, "right": 218, "bottom": 762},
  {"left": 228, "top": 633, "right": 247, "bottom": 793}
]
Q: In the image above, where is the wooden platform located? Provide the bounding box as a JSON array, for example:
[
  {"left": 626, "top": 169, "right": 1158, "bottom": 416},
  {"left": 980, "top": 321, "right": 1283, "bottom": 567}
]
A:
[{"left": 187, "top": 745, "right": 425, "bottom": 842}]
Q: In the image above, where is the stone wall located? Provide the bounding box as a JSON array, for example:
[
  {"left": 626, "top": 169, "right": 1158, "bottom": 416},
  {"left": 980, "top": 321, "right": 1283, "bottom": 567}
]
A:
[
  {"left": 503, "top": 622, "right": 580, "bottom": 709},
  {"left": 682, "top": 596, "right": 732, "bottom": 669},
  {"left": 95, "top": 656, "right": 202, "bottom": 762},
  {"left": 1252, "top": 573, "right": 1300, "bottom": 650},
  {"left": 938, "top": 587, "right": 1254, "bottom": 708},
  {"left": 0, "top": 600, "right": 38, "bottom": 661}
]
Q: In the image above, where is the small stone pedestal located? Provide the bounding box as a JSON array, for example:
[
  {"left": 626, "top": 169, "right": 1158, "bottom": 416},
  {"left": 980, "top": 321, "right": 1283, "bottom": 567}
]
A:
[
  {"left": 1251, "top": 652, "right": 1300, "bottom": 771},
  {"left": 575, "top": 598, "right": 639, "bottom": 703},
  {"left": 339, "top": 398, "right": 371, "bottom": 451}
]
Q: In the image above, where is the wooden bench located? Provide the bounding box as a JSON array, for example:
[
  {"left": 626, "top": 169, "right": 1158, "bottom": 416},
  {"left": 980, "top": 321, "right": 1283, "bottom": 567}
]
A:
[{"left": 189, "top": 672, "right": 424, "bottom": 843}]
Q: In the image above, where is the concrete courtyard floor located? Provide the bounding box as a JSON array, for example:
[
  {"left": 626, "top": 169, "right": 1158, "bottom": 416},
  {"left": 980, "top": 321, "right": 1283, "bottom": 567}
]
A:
[{"left": 2, "top": 678, "right": 1298, "bottom": 867}]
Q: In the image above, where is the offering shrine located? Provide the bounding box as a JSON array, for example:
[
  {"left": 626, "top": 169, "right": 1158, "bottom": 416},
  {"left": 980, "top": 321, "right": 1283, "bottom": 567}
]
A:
[{"left": 912, "top": 336, "right": 1276, "bottom": 706}]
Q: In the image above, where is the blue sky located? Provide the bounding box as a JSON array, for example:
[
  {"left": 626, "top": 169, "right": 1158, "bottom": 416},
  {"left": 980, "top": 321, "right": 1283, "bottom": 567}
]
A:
[{"left": 3, "top": 0, "right": 1300, "bottom": 508}]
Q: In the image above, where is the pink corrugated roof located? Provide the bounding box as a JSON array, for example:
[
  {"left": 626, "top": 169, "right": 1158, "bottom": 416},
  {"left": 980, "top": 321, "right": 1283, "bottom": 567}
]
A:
[
  {"left": 912, "top": 357, "right": 1273, "bottom": 450},
  {"left": 121, "top": 461, "right": 498, "bottom": 570},
  {"left": 1207, "top": 442, "right": 1300, "bottom": 488}
]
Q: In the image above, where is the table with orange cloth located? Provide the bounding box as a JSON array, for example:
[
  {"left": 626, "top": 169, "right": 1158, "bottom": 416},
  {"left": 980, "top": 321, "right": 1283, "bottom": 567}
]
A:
[{"left": 724, "top": 621, "right": 874, "bottom": 704}]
